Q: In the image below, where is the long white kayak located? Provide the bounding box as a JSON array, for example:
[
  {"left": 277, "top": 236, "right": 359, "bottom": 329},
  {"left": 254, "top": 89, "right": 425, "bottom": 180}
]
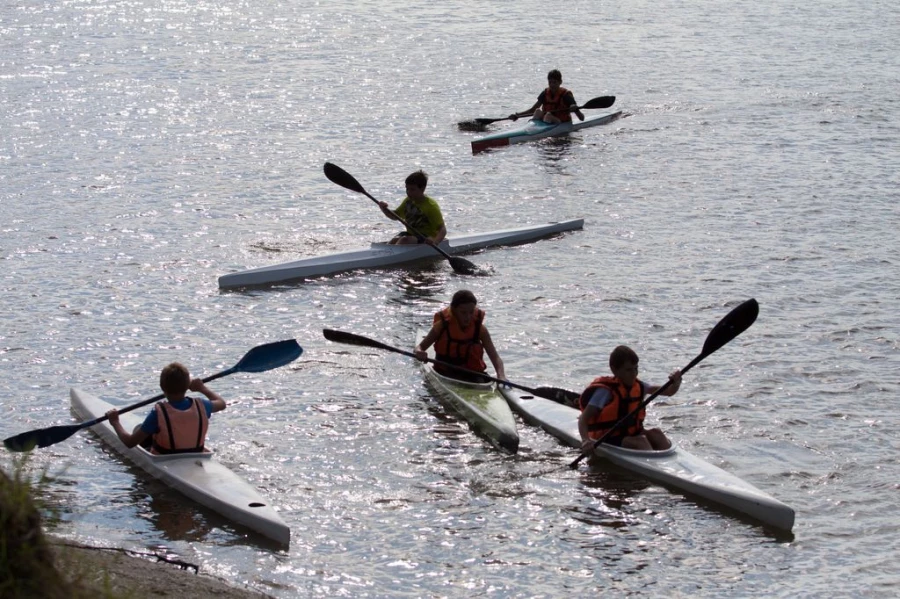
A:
[
  {"left": 471, "top": 111, "right": 622, "bottom": 154},
  {"left": 500, "top": 386, "right": 795, "bottom": 532},
  {"left": 219, "top": 219, "right": 584, "bottom": 289},
  {"left": 70, "top": 388, "right": 291, "bottom": 545},
  {"left": 419, "top": 332, "right": 519, "bottom": 453}
]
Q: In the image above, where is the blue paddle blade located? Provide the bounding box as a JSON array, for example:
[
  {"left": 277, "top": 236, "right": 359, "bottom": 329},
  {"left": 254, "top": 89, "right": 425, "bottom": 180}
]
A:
[{"left": 234, "top": 339, "right": 303, "bottom": 373}]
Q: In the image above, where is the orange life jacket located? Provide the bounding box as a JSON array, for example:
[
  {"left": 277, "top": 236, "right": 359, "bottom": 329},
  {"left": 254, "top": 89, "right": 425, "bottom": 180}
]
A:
[
  {"left": 433, "top": 307, "right": 487, "bottom": 377},
  {"left": 542, "top": 86, "right": 573, "bottom": 122},
  {"left": 578, "top": 376, "right": 646, "bottom": 442},
  {"left": 151, "top": 397, "right": 209, "bottom": 455}
]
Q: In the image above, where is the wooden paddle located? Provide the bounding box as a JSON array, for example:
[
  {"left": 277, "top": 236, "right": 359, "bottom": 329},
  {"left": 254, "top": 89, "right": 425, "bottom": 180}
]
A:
[
  {"left": 323, "top": 328, "right": 575, "bottom": 403},
  {"left": 458, "top": 95, "right": 616, "bottom": 130},
  {"left": 3, "top": 339, "right": 304, "bottom": 452},
  {"left": 323, "top": 162, "right": 479, "bottom": 275},
  {"left": 568, "top": 298, "right": 760, "bottom": 469}
]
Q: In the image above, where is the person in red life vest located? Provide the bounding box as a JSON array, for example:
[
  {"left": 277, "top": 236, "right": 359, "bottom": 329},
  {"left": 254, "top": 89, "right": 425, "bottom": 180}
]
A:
[
  {"left": 105, "top": 362, "right": 227, "bottom": 454},
  {"left": 415, "top": 289, "right": 507, "bottom": 384},
  {"left": 508, "top": 69, "right": 585, "bottom": 124},
  {"left": 377, "top": 169, "right": 447, "bottom": 246},
  {"left": 578, "top": 345, "right": 682, "bottom": 454}
]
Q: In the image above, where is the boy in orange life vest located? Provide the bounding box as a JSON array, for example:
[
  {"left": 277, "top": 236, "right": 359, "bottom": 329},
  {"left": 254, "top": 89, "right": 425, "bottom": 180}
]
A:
[
  {"left": 105, "top": 362, "right": 227, "bottom": 454},
  {"left": 377, "top": 169, "right": 447, "bottom": 246},
  {"left": 578, "top": 346, "right": 682, "bottom": 454},
  {"left": 414, "top": 289, "right": 507, "bottom": 384},
  {"left": 508, "top": 69, "right": 585, "bottom": 125}
]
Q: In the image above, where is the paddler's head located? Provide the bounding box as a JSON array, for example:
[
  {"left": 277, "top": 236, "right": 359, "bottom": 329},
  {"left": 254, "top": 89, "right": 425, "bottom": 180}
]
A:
[
  {"left": 547, "top": 69, "right": 562, "bottom": 92},
  {"left": 450, "top": 289, "right": 478, "bottom": 328},
  {"left": 405, "top": 169, "right": 428, "bottom": 201},
  {"left": 609, "top": 345, "right": 639, "bottom": 387},
  {"left": 160, "top": 362, "right": 191, "bottom": 400}
]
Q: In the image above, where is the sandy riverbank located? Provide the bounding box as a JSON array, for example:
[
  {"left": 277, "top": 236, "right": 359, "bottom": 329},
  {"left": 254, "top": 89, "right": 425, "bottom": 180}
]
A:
[{"left": 50, "top": 537, "right": 275, "bottom": 599}]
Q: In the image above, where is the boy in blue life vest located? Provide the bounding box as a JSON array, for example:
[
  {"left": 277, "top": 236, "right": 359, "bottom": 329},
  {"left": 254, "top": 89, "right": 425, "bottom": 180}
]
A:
[
  {"left": 378, "top": 169, "right": 447, "bottom": 246},
  {"left": 578, "top": 345, "right": 681, "bottom": 454},
  {"left": 508, "top": 69, "right": 585, "bottom": 124},
  {"left": 106, "top": 362, "right": 227, "bottom": 454}
]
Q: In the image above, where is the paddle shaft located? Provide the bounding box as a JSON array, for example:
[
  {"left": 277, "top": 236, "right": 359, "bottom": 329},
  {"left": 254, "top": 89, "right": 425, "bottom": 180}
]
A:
[
  {"left": 323, "top": 163, "right": 477, "bottom": 274},
  {"left": 82, "top": 368, "right": 235, "bottom": 430},
  {"left": 568, "top": 299, "right": 759, "bottom": 469},
  {"left": 322, "top": 328, "right": 572, "bottom": 402},
  {"left": 468, "top": 95, "right": 615, "bottom": 127},
  {"left": 362, "top": 189, "right": 456, "bottom": 262},
  {"left": 505, "top": 95, "right": 616, "bottom": 122},
  {"left": 4, "top": 339, "right": 303, "bottom": 452},
  {"left": 568, "top": 355, "right": 696, "bottom": 469}
]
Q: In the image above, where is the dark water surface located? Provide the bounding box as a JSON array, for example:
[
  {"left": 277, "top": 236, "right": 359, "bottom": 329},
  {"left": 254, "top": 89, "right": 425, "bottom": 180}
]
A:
[{"left": 2, "top": 1, "right": 898, "bottom": 596}]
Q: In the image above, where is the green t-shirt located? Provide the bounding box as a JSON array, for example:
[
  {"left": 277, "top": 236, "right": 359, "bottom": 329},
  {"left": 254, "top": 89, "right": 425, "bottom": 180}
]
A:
[{"left": 395, "top": 195, "right": 445, "bottom": 238}]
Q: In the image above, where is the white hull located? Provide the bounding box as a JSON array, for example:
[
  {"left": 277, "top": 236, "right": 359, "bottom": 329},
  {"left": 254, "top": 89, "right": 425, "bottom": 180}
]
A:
[
  {"left": 500, "top": 386, "right": 795, "bottom": 531},
  {"left": 472, "top": 111, "right": 622, "bottom": 154},
  {"left": 218, "top": 219, "right": 583, "bottom": 288},
  {"left": 70, "top": 388, "right": 291, "bottom": 545},
  {"left": 419, "top": 333, "right": 518, "bottom": 453}
]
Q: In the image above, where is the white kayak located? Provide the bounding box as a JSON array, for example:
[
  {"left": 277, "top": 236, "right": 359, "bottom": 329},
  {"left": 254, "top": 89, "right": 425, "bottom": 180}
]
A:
[
  {"left": 70, "top": 388, "right": 291, "bottom": 545},
  {"left": 219, "top": 219, "right": 584, "bottom": 289},
  {"left": 500, "top": 386, "right": 795, "bottom": 532},
  {"left": 471, "top": 111, "right": 622, "bottom": 154},
  {"left": 419, "top": 332, "right": 519, "bottom": 453}
]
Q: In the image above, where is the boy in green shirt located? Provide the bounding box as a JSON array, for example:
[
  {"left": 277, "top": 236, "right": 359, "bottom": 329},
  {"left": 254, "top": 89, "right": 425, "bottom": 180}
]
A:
[{"left": 378, "top": 170, "right": 447, "bottom": 245}]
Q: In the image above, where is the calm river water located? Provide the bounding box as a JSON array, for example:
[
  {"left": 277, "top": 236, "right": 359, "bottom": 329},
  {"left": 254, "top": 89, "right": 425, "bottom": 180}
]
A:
[{"left": 2, "top": 1, "right": 898, "bottom": 597}]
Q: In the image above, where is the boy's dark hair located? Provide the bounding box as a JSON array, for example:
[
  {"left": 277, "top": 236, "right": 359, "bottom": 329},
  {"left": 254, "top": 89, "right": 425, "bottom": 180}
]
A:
[
  {"left": 405, "top": 170, "right": 428, "bottom": 190},
  {"left": 450, "top": 289, "right": 478, "bottom": 308},
  {"left": 159, "top": 362, "right": 191, "bottom": 396},
  {"left": 548, "top": 69, "right": 562, "bottom": 82},
  {"left": 609, "top": 345, "right": 639, "bottom": 370}
]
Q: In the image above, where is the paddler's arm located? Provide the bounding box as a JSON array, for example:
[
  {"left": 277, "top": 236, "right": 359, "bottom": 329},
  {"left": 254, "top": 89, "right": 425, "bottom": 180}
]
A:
[
  {"left": 567, "top": 93, "right": 584, "bottom": 121},
  {"left": 106, "top": 409, "right": 151, "bottom": 449},
  {"left": 577, "top": 405, "right": 600, "bottom": 454},
  {"left": 189, "top": 379, "right": 227, "bottom": 413},
  {"left": 425, "top": 224, "right": 447, "bottom": 246},
  {"left": 646, "top": 369, "right": 682, "bottom": 397},
  {"left": 480, "top": 326, "right": 506, "bottom": 381},
  {"left": 378, "top": 201, "right": 400, "bottom": 221},
  {"left": 508, "top": 100, "right": 541, "bottom": 121},
  {"left": 415, "top": 323, "right": 443, "bottom": 361}
]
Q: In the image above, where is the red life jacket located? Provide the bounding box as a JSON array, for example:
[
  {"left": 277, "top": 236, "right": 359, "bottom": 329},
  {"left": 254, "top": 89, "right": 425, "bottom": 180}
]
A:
[
  {"left": 542, "top": 86, "right": 573, "bottom": 122},
  {"left": 433, "top": 307, "right": 487, "bottom": 377},
  {"left": 578, "top": 376, "right": 646, "bottom": 442},
  {"left": 151, "top": 397, "right": 209, "bottom": 455}
]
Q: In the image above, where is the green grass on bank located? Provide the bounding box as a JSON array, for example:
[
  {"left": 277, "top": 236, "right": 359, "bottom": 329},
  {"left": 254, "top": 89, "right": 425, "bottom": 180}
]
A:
[{"left": 1, "top": 458, "right": 122, "bottom": 599}]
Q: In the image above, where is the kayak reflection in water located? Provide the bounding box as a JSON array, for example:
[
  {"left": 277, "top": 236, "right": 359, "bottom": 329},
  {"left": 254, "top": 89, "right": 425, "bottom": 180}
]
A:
[
  {"left": 415, "top": 289, "right": 507, "bottom": 384},
  {"left": 377, "top": 169, "right": 447, "bottom": 246},
  {"left": 578, "top": 346, "right": 682, "bottom": 453}
]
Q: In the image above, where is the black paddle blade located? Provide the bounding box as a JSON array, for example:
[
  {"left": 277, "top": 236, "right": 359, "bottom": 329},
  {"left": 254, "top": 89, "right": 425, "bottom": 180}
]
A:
[
  {"left": 4, "top": 423, "right": 82, "bottom": 452},
  {"left": 581, "top": 95, "right": 616, "bottom": 110},
  {"left": 448, "top": 256, "right": 483, "bottom": 276},
  {"left": 234, "top": 339, "right": 303, "bottom": 373},
  {"left": 324, "top": 162, "right": 366, "bottom": 195},
  {"left": 533, "top": 386, "right": 580, "bottom": 406},
  {"left": 700, "top": 299, "right": 758, "bottom": 359},
  {"left": 322, "top": 329, "right": 380, "bottom": 348},
  {"left": 457, "top": 120, "right": 489, "bottom": 132}
]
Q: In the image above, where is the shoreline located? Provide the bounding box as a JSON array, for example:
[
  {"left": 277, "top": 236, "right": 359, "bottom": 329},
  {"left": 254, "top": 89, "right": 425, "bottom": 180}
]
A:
[{"left": 50, "top": 536, "right": 275, "bottom": 599}]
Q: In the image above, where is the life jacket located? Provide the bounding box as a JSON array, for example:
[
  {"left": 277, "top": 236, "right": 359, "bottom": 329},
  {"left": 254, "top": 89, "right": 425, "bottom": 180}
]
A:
[
  {"left": 433, "top": 306, "right": 487, "bottom": 378},
  {"left": 151, "top": 397, "right": 209, "bottom": 455},
  {"left": 542, "top": 86, "right": 573, "bottom": 122},
  {"left": 578, "top": 376, "right": 646, "bottom": 442}
]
